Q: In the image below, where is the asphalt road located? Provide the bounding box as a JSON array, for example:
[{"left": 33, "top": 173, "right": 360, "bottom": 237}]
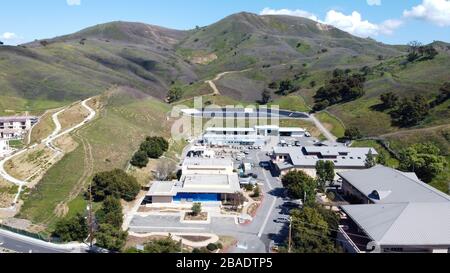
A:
[
  {"left": 0, "top": 229, "right": 87, "bottom": 253},
  {"left": 183, "top": 108, "right": 309, "bottom": 119}
]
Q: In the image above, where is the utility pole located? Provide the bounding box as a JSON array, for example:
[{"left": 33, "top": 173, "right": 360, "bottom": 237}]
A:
[
  {"left": 88, "top": 182, "right": 94, "bottom": 249},
  {"left": 288, "top": 216, "right": 293, "bottom": 253}
]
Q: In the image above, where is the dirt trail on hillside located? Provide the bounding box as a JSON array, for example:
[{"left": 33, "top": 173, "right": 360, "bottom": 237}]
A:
[
  {"left": 380, "top": 124, "right": 450, "bottom": 138},
  {"left": 205, "top": 69, "right": 252, "bottom": 96}
]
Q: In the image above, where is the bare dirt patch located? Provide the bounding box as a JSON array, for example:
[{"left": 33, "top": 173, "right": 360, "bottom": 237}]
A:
[
  {"left": 0, "top": 177, "right": 16, "bottom": 208},
  {"left": 191, "top": 53, "right": 218, "bottom": 65},
  {"left": 29, "top": 109, "right": 58, "bottom": 144},
  {"left": 184, "top": 212, "right": 208, "bottom": 221},
  {"left": 4, "top": 144, "right": 56, "bottom": 181},
  {"left": 125, "top": 235, "right": 166, "bottom": 249},
  {"left": 59, "top": 102, "right": 90, "bottom": 132},
  {"left": 179, "top": 235, "right": 211, "bottom": 242}
]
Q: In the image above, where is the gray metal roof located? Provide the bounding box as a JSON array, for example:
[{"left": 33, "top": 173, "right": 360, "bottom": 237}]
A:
[
  {"left": 338, "top": 166, "right": 450, "bottom": 203},
  {"left": 273, "top": 146, "right": 377, "bottom": 168},
  {"left": 341, "top": 203, "right": 450, "bottom": 246}
]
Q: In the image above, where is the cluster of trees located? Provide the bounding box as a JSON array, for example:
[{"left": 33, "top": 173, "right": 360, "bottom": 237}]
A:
[
  {"left": 289, "top": 206, "right": 340, "bottom": 253},
  {"left": 268, "top": 79, "right": 299, "bottom": 96},
  {"left": 393, "top": 95, "right": 430, "bottom": 127},
  {"left": 125, "top": 235, "right": 224, "bottom": 253},
  {"left": 125, "top": 235, "right": 182, "bottom": 253},
  {"left": 399, "top": 143, "right": 446, "bottom": 183},
  {"left": 313, "top": 69, "right": 366, "bottom": 111},
  {"left": 281, "top": 167, "right": 343, "bottom": 253},
  {"left": 130, "top": 136, "right": 169, "bottom": 168},
  {"left": 407, "top": 41, "right": 438, "bottom": 62},
  {"left": 379, "top": 82, "right": 450, "bottom": 127},
  {"left": 53, "top": 214, "right": 88, "bottom": 243},
  {"left": 431, "top": 82, "right": 450, "bottom": 108},
  {"left": 167, "top": 86, "right": 183, "bottom": 103},
  {"left": 91, "top": 169, "right": 141, "bottom": 202},
  {"left": 95, "top": 197, "right": 128, "bottom": 251},
  {"left": 53, "top": 168, "right": 141, "bottom": 251}
]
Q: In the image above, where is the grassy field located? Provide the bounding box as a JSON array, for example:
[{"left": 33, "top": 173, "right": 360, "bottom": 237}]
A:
[
  {"left": 269, "top": 95, "right": 311, "bottom": 112},
  {"left": 30, "top": 110, "right": 57, "bottom": 144},
  {"left": 18, "top": 137, "right": 86, "bottom": 228},
  {"left": 18, "top": 89, "right": 177, "bottom": 230},
  {"left": 352, "top": 140, "right": 399, "bottom": 168},
  {"left": 315, "top": 112, "right": 346, "bottom": 138}
]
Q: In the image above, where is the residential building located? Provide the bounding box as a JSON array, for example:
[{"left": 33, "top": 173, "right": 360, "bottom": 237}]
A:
[
  {"left": 271, "top": 146, "right": 378, "bottom": 176},
  {"left": 0, "top": 116, "right": 38, "bottom": 139}
]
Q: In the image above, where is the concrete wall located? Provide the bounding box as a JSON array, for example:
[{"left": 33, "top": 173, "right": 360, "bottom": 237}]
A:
[{"left": 151, "top": 196, "right": 173, "bottom": 204}]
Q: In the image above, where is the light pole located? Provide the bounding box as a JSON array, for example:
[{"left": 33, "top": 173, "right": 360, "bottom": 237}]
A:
[{"left": 288, "top": 216, "right": 293, "bottom": 253}]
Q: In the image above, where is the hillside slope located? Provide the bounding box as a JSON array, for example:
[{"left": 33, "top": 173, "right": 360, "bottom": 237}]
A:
[{"left": 0, "top": 21, "right": 198, "bottom": 115}]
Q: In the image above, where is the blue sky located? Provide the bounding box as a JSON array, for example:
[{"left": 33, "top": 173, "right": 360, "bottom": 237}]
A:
[{"left": 1, "top": 0, "right": 450, "bottom": 45}]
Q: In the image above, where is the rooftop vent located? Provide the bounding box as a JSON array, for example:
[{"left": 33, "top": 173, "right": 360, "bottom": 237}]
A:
[{"left": 369, "top": 190, "right": 392, "bottom": 200}]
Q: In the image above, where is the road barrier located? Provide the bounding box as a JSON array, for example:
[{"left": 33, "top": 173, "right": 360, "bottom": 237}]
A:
[{"left": 0, "top": 223, "right": 59, "bottom": 243}]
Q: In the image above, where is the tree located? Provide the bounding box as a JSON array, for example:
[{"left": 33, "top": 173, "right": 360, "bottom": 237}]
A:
[
  {"left": 40, "top": 40, "right": 49, "bottom": 47},
  {"left": 155, "top": 160, "right": 177, "bottom": 181},
  {"left": 313, "top": 100, "right": 330, "bottom": 112},
  {"left": 431, "top": 82, "right": 450, "bottom": 107},
  {"left": 53, "top": 213, "right": 88, "bottom": 242},
  {"left": 95, "top": 224, "right": 128, "bottom": 252},
  {"left": 167, "top": 86, "right": 183, "bottom": 103},
  {"left": 252, "top": 185, "right": 261, "bottom": 198},
  {"left": 399, "top": 143, "right": 446, "bottom": 183},
  {"left": 147, "top": 136, "right": 169, "bottom": 152},
  {"left": 261, "top": 90, "right": 271, "bottom": 104},
  {"left": 365, "top": 150, "right": 376, "bottom": 168},
  {"left": 407, "top": 41, "right": 423, "bottom": 62},
  {"left": 230, "top": 191, "right": 246, "bottom": 211},
  {"left": 96, "top": 196, "right": 124, "bottom": 229},
  {"left": 143, "top": 236, "right": 181, "bottom": 253},
  {"left": 344, "top": 127, "right": 362, "bottom": 140},
  {"left": 130, "top": 151, "right": 149, "bottom": 168},
  {"left": 0, "top": 41, "right": 4, "bottom": 45},
  {"left": 290, "top": 207, "right": 336, "bottom": 253},
  {"left": 191, "top": 203, "right": 202, "bottom": 216},
  {"left": 281, "top": 170, "right": 316, "bottom": 206},
  {"left": 140, "top": 140, "right": 163, "bottom": 159},
  {"left": 268, "top": 82, "right": 279, "bottom": 90},
  {"left": 315, "top": 161, "right": 335, "bottom": 192},
  {"left": 91, "top": 169, "right": 141, "bottom": 202},
  {"left": 377, "top": 152, "right": 387, "bottom": 166},
  {"left": 278, "top": 79, "right": 296, "bottom": 95},
  {"left": 380, "top": 92, "right": 399, "bottom": 109},
  {"left": 394, "top": 95, "right": 430, "bottom": 127},
  {"left": 314, "top": 73, "right": 365, "bottom": 109}
]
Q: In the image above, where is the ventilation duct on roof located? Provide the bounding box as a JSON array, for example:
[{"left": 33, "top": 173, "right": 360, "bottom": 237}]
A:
[{"left": 370, "top": 190, "right": 392, "bottom": 200}]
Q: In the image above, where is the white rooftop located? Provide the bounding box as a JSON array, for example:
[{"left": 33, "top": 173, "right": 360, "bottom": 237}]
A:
[
  {"left": 341, "top": 202, "right": 450, "bottom": 246},
  {"left": 338, "top": 166, "right": 450, "bottom": 204}
]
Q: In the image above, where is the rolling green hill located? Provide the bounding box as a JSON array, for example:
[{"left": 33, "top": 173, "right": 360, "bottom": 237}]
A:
[{"left": 1, "top": 12, "right": 449, "bottom": 216}]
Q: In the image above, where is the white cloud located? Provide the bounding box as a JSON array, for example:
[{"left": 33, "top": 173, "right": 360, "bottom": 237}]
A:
[
  {"left": 379, "top": 19, "right": 403, "bottom": 35},
  {"left": 259, "top": 8, "right": 402, "bottom": 38},
  {"left": 367, "top": 0, "right": 382, "bottom": 6},
  {"left": 324, "top": 10, "right": 380, "bottom": 37},
  {"left": 67, "top": 0, "right": 81, "bottom": 6},
  {"left": 403, "top": 0, "right": 450, "bottom": 26},
  {"left": 260, "top": 7, "right": 319, "bottom": 22},
  {"left": 1, "top": 32, "right": 18, "bottom": 40}
]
